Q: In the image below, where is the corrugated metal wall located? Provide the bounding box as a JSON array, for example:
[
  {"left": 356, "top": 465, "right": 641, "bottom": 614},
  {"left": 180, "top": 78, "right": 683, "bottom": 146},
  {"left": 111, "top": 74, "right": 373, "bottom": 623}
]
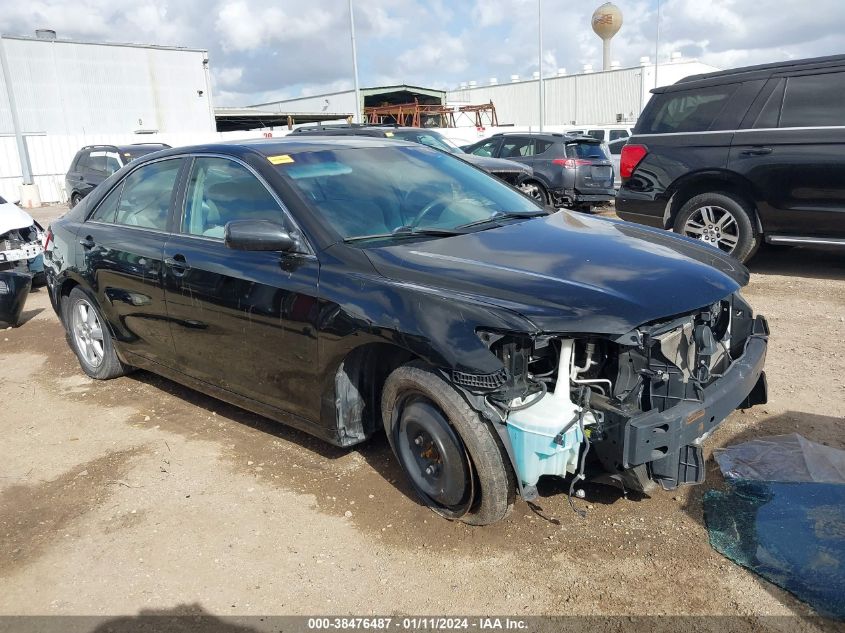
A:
[
  {"left": 0, "top": 37, "right": 215, "bottom": 135},
  {"left": 0, "top": 129, "right": 277, "bottom": 204},
  {"left": 251, "top": 91, "right": 359, "bottom": 116},
  {"left": 448, "top": 67, "right": 644, "bottom": 126}
]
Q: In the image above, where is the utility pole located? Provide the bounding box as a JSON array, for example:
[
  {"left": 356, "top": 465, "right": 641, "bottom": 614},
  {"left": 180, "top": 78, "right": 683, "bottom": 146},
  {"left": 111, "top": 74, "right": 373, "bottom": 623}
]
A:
[
  {"left": 349, "top": 0, "right": 363, "bottom": 124},
  {"left": 538, "top": 0, "right": 544, "bottom": 131},
  {"left": 0, "top": 38, "right": 33, "bottom": 185},
  {"left": 654, "top": 0, "right": 661, "bottom": 89}
]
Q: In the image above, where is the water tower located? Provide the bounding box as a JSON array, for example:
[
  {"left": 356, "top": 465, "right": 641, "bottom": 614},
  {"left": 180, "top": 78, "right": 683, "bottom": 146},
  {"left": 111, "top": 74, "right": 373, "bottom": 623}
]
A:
[{"left": 592, "top": 2, "right": 623, "bottom": 71}]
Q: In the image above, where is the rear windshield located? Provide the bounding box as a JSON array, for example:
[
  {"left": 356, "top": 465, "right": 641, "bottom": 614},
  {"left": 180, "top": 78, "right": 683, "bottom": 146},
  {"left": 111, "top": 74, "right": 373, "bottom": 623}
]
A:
[
  {"left": 637, "top": 83, "right": 739, "bottom": 134},
  {"left": 565, "top": 143, "right": 609, "bottom": 159}
]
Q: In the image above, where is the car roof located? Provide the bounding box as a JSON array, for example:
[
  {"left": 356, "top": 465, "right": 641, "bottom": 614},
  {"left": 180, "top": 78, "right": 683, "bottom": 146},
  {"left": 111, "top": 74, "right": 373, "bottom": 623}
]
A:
[
  {"left": 488, "top": 132, "right": 599, "bottom": 142},
  {"left": 663, "top": 54, "right": 845, "bottom": 93},
  {"left": 79, "top": 143, "right": 171, "bottom": 152},
  {"left": 139, "top": 136, "right": 419, "bottom": 161}
]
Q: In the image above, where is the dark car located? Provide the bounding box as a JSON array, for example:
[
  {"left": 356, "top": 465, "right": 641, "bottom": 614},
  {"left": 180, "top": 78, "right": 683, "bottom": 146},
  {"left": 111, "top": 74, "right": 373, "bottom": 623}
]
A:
[
  {"left": 463, "top": 132, "right": 616, "bottom": 210},
  {"left": 44, "top": 137, "right": 768, "bottom": 525},
  {"left": 291, "top": 125, "right": 536, "bottom": 194},
  {"left": 616, "top": 54, "right": 845, "bottom": 263},
  {"left": 65, "top": 143, "right": 171, "bottom": 208}
]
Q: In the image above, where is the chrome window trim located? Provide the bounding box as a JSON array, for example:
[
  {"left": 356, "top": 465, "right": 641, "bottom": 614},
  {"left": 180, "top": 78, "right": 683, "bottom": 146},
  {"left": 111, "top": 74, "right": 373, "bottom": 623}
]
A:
[{"left": 177, "top": 153, "right": 316, "bottom": 257}]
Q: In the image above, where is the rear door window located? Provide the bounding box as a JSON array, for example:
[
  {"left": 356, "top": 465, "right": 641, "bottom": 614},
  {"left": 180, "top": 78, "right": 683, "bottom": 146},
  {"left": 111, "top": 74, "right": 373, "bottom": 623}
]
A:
[
  {"left": 534, "top": 140, "right": 553, "bottom": 155},
  {"left": 113, "top": 159, "right": 183, "bottom": 231},
  {"left": 88, "top": 183, "right": 124, "bottom": 223},
  {"left": 780, "top": 71, "right": 845, "bottom": 128},
  {"left": 638, "top": 84, "right": 739, "bottom": 133},
  {"left": 499, "top": 137, "right": 534, "bottom": 158},
  {"left": 609, "top": 129, "right": 629, "bottom": 141}
]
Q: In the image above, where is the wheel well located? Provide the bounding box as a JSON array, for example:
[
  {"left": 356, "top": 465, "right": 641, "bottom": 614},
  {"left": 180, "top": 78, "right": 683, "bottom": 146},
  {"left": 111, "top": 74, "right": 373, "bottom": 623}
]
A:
[
  {"left": 57, "top": 279, "right": 80, "bottom": 324},
  {"left": 666, "top": 175, "right": 762, "bottom": 232},
  {"left": 332, "top": 343, "right": 419, "bottom": 446}
]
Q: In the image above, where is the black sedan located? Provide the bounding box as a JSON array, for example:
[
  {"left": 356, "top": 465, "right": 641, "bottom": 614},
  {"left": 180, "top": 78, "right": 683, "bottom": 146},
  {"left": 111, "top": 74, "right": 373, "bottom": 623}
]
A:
[{"left": 44, "top": 138, "right": 768, "bottom": 525}]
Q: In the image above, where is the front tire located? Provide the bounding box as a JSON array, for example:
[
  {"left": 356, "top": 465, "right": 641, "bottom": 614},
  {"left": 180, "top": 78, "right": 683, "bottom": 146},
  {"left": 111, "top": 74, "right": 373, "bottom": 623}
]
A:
[
  {"left": 70, "top": 192, "right": 82, "bottom": 208},
  {"left": 64, "top": 287, "right": 128, "bottom": 380},
  {"left": 674, "top": 192, "right": 760, "bottom": 262},
  {"left": 382, "top": 363, "right": 514, "bottom": 525}
]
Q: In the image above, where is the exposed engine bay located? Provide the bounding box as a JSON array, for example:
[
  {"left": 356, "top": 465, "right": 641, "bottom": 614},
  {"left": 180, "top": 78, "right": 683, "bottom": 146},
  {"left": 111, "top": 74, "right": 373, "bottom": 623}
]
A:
[
  {"left": 457, "top": 292, "right": 769, "bottom": 500},
  {"left": 0, "top": 199, "right": 45, "bottom": 280}
]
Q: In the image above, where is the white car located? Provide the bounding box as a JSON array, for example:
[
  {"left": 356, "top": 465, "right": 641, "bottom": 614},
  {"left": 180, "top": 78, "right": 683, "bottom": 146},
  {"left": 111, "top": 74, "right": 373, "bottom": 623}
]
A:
[{"left": 0, "top": 196, "right": 45, "bottom": 283}]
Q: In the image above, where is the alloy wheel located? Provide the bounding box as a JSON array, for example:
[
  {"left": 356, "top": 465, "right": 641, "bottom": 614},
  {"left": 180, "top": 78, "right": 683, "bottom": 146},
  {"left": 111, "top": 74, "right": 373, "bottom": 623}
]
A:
[
  {"left": 681, "top": 205, "right": 740, "bottom": 254},
  {"left": 519, "top": 182, "right": 545, "bottom": 203},
  {"left": 72, "top": 299, "right": 105, "bottom": 368}
]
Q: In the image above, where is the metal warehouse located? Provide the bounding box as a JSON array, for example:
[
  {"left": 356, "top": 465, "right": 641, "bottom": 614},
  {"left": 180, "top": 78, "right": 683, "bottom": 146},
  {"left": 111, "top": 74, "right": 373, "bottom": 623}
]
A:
[
  {"left": 0, "top": 31, "right": 215, "bottom": 136},
  {"left": 250, "top": 57, "right": 719, "bottom": 129}
]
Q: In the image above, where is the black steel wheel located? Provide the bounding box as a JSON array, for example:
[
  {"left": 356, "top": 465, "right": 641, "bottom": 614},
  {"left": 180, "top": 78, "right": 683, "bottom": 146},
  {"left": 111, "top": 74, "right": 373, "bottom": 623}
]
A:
[
  {"left": 382, "top": 363, "right": 514, "bottom": 525},
  {"left": 394, "top": 395, "right": 473, "bottom": 515}
]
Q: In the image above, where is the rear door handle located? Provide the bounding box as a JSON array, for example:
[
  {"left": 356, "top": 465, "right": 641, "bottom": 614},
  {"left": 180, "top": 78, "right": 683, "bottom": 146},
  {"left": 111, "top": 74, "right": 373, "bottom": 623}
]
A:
[
  {"left": 79, "top": 236, "right": 95, "bottom": 249},
  {"left": 164, "top": 254, "right": 190, "bottom": 276},
  {"left": 740, "top": 147, "right": 773, "bottom": 156}
]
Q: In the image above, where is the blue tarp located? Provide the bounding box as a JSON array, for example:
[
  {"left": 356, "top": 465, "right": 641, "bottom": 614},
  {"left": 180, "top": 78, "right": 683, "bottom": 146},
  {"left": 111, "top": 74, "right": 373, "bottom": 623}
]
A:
[{"left": 705, "top": 434, "right": 845, "bottom": 620}]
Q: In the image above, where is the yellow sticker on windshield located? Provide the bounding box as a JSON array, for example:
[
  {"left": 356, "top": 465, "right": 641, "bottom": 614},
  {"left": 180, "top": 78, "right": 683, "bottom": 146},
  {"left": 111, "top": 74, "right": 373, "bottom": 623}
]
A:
[
  {"left": 268, "top": 154, "right": 294, "bottom": 165},
  {"left": 385, "top": 131, "right": 394, "bottom": 137}
]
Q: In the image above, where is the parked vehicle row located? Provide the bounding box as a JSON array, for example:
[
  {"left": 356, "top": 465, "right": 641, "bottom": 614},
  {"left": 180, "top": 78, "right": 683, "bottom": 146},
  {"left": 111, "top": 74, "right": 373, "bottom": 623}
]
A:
[
  {"left": 291, "top": 125, "right": 536, "bottom": 196},
  {"left": 45, "top": 137, "right": 768, "bottom": 525},
  {"left": 616, "top": 54, "right": 845, "bottom": 262},
  {"left": 463, "top": 132, "right": 616, "bottom": 210}
]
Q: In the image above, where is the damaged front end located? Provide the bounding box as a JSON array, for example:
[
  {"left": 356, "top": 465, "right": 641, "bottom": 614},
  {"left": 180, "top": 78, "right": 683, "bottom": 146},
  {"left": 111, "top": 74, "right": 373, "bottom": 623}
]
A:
[
  {"left": 458, "top": 293, "right": 769, "bottom": 500},
  {"left": 0, "top": 207, "right": 45, "bottom": 283}
]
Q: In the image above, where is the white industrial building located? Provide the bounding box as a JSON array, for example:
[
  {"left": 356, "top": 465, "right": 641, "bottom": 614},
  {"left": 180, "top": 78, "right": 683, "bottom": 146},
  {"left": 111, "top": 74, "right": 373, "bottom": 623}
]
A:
[
  {"left": 447, "top": 56, "right": 720, "bottom": 127},
  {"left": 0, "top": 31, "right": 222, "bottom": 204},
  {"left": 0, "top": 31, "right": 216, "bottom": 135},
  {"left": 249, "top": 57, "right": 719, "bottom": 130}
]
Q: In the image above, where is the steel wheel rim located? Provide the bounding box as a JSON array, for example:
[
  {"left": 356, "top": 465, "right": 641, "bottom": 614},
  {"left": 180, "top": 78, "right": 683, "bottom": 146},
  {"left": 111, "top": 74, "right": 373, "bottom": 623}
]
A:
[
  {"left": 72, "top": 299, "right": 105, "bottom": 368},
  {"left": 682, "top": 205, "right": 740, "bottom": 254},
  {"left": 393, "top": 394, "right": 473, "bottom": 517}
]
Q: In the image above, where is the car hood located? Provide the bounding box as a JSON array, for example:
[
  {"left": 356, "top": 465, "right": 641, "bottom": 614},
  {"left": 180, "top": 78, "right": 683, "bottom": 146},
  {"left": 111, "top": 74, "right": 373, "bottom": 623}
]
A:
[
  {"left": 363, "top": 211, "right": 748, "bottom": 335},
  {"left": 0, "top": 202, "right": 35, "bottom": 235},
  {"left": 459, "top": 153, "right": 532, "bottom": 174}
]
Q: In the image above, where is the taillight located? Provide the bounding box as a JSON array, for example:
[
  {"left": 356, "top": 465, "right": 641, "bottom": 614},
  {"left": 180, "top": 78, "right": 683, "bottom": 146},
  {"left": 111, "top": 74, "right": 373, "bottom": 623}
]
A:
[
  {"left": 43, "top": 228, "right": 53, "bottom": 251},
  {"left": 619, "top": 144, "right": 648, "bottom": 180},
  {"left": 552, "top": 158, "right": 592, "bottom": 169}
]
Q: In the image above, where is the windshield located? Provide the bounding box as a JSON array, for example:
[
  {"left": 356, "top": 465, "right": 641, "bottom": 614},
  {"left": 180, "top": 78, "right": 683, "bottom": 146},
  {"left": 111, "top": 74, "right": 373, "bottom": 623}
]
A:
[
  {"left": 277, "top": 146, "right": 542, "bottom": 242},
  {"left": 390, "top": 130, "right": 464, "bottom": 154}
]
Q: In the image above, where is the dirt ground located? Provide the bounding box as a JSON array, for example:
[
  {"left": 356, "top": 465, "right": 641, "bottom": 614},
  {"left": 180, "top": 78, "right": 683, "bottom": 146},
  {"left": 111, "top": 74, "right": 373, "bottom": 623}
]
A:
[{"left": 1, "top": 205, "right": 843, "bottom": 628}]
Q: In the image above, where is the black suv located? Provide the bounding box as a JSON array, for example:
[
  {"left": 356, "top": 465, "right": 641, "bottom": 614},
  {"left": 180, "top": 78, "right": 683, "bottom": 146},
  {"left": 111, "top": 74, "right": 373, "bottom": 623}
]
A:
[
  {"left": 463, "top": 132, "right": 615, "bottom": 210},
  {"left": 65, "top": 143, "right": 171, "bottom": 207},
  {"left": 291, "top": 125, "right": 534, "bottom": 192},
  {"left": 616, "top": 54, "right": 845, "bottom": 262}
]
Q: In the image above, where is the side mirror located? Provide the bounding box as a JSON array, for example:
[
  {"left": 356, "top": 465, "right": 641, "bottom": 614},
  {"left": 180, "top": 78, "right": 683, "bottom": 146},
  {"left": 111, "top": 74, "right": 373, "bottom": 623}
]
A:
[{"left": 224, "top": 220, "right": 297, "bottom": 252}]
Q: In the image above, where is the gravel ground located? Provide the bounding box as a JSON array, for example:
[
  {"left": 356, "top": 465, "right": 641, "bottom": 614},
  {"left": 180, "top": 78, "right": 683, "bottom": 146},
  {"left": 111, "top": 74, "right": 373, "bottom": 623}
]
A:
[{"left": 0, "top": 205, "right": 843, "bottom": 630}]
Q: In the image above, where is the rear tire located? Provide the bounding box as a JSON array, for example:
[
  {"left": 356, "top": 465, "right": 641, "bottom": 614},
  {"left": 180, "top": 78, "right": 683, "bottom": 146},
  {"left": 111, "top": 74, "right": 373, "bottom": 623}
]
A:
[
  {"left": 64, "top": 287, "right": 128, "bottom": 380},
  {"left": 519, "top": 181, "right": 549, "bottom": 206},
  {"left": 673, "top": 192, "right": 760, "bottom": 263},
  {"left": 382, "top": 363, "right": 514, "bottom": 525}
]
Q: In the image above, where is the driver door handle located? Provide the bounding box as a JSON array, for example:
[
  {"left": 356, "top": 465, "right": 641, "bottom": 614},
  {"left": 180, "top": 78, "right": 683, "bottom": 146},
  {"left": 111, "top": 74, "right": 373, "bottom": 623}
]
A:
[{"left": 165, "top": 254, "right": 190, "bottom": 276}]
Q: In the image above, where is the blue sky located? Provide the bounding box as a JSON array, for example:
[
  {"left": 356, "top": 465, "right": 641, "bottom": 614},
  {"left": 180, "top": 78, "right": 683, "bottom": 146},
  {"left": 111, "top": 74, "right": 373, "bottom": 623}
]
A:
[{"left": 3, "top": 0, "right": 845, "bottom": 105}]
